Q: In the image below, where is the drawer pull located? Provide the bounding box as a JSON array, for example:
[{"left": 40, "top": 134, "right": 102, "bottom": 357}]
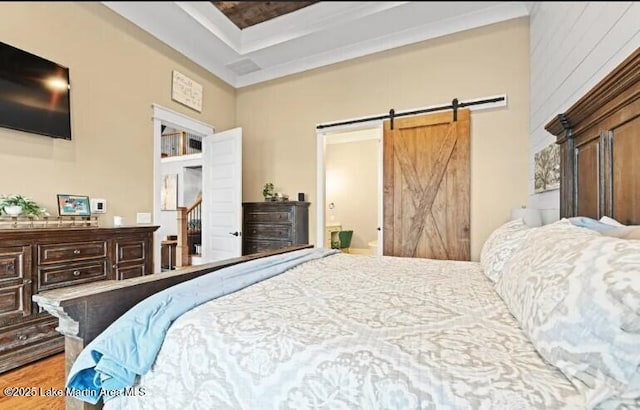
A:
[
  {"left": 23, "top": 279, "right": 32, "bottom": 285},
  {"left": 17, "top": 335, "right": 27, "bottom": 341},
  {"left": 252, "top": 229, "right": 257, "bottom": 234},
  {"left": 73, "top": 270, "right": 81, "bottom": 277},
  {"left": 73, "top": 249, "right": 81, "bottom": 255}
]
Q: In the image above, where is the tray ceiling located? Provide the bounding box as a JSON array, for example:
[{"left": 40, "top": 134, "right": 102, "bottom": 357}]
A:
[
  {"left": 102, "top": 2, "right": 530, "bottom": 88},
  {"left": 211, "top": 1, "right": 319, "bottom": 29}
]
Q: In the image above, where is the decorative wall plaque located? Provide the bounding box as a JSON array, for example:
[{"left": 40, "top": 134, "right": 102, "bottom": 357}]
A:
[{"left": 171, "top": 70, "right": 203, "bottom": 112}]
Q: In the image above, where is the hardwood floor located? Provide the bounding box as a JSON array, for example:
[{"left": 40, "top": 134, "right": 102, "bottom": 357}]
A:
[{"left": 0, "top": 353, "right": 65, "bottom": 410}]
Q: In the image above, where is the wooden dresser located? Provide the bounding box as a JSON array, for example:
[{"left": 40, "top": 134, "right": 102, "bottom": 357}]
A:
[
  {"left": 242, "top": 202, "right": 310, "bottom": 255},
  {"left": 0, "top": 225, "right": 158, "bottom": 373}
]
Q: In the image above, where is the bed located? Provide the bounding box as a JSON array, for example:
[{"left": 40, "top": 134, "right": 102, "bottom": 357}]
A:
[
  {"left": 34, "top": 47, "right": 640, "bottom": 410},
  {"left": 102, "top": 252, "right": 586, "bottom": 409}
]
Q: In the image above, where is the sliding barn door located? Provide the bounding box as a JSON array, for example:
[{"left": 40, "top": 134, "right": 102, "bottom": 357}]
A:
[{"left": 383, "top": 110, "right": 470, "bottom": 260}]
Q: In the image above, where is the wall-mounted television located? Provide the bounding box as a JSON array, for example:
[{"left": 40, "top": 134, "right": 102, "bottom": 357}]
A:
[{"left": 0, "top": 41, "right": 71, "bottom": 140}]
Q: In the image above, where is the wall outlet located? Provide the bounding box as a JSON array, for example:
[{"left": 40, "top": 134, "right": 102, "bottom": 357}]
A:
[{"left": 136, "top": 212, "right": 152, "bottom": 224}]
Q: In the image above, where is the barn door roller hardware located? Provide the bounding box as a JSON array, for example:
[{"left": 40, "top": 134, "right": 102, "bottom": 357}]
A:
[{"left": 316, "top": 96, "right": 505, "bottom": 130}]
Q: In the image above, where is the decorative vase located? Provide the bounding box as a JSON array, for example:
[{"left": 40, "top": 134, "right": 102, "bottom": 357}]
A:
[{"left": 4, "top": 205, "right": 22, "bottom": 216}]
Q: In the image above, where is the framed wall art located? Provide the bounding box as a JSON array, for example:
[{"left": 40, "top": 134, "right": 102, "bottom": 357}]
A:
[
  {"left": 161, "top": 174, "right": 178, "bottom": 211},
  {"left": 57, "top": 194, "right": 91, "bottom": 216},
  {"left": 534, "top": 142, "right": 561, "bottom": 193}
]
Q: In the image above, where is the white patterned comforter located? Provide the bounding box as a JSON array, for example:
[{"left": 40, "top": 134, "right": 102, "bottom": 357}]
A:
[{"left": 106, "top": 253, "right": 585, "bottom": 410}]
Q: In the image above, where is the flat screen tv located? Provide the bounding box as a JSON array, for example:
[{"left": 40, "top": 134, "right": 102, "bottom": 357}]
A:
[{"left": 0, "top": 41, "right": 71, "bottom": 140}]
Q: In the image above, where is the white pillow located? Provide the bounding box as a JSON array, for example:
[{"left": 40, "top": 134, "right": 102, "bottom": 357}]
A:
[
  {"left": 495, "top": 219, "right": 598, "bottom": 323},
  {"left": 479, "top": 219, "right": 531, "bottom": 283},
  {"left": 495, "top": 219, "right": 640, "bottom": 407},
  {"left": 599, "top": 216, "right": 626, "bottom": 227}
]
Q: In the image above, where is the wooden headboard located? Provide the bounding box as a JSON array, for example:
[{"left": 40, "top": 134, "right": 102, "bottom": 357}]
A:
[{"left": 545, "top": 47, "right": 640, "bottom": 225}]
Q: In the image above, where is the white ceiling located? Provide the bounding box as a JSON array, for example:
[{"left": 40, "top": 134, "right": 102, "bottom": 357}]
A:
[{"left": 103, "top": 1, "right": 530, "bottom": 88}]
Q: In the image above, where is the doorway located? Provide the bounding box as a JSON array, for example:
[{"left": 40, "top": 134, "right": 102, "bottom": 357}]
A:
[
  {"left": 152, "top": 105, "right": 213, "bottom": 273},
  {"left": 316, "top": 95, "right": 505, "bottom": 260},
  {"left": 153, "top": 106, "right": 243, "bottom": 270},
  {"left": 316, "top": 125, "right": 383, "bottom": 255}
]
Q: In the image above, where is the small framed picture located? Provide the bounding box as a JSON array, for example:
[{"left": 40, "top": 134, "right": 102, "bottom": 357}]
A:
[{"left": 57, "top": 194, "right": 91, "bottom": 216}]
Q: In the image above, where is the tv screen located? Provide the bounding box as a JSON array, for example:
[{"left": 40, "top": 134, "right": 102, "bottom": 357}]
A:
[{"left": 0, "top": 41, "right": 71, "bottom": 140}]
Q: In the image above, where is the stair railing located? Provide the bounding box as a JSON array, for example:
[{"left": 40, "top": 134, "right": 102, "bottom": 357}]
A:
[
  {"left": 176, "top": 198, "right": 202, "bottom": 267},
  {"left": 161, "top": 132, "right": 203, "bottom": 158}
]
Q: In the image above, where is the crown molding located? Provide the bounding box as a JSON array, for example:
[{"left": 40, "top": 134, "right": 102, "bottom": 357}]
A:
[{"left": 103, "top": 2, "right": 529, "bottom": 88}]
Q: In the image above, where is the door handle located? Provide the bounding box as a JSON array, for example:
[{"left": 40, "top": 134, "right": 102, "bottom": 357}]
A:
[{"left": 229, "top": 231, "right": 240, "bottom": 237}]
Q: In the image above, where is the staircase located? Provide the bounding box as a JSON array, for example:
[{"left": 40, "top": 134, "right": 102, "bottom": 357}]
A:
[{"left": 175, "top": 198, "right": 202, "bottom": 267}]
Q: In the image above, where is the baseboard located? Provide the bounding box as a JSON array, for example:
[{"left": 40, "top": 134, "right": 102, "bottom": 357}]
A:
[{"left": 343, "top": 248, "right": 371, "bottom": 255}]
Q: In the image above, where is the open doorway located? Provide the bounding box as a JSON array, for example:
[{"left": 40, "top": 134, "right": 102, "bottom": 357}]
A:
[
  {"left": 152, "top": 104, "right": 214, "bottom": 273},
  {"left": 318, "top": 125, "right": 383, "bottom": 255},
  {"left": 158, "top": 125, "right": 204, "bottom": 270},
  {"left": 152, "top": 105, "right": 242, "bottom": 271}
]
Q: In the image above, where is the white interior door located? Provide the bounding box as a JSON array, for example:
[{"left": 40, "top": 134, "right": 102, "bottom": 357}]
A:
[{"left": 202, "top": 127, "right": 242, "bottom": 262}]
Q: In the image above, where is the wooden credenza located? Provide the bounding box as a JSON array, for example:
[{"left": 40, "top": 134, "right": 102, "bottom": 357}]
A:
[
  {"left": 242, "top": 202, "right": 310, "bottom": 255},
  {"left": 0, "top": 225, "right": 158, "bottom": 373}
]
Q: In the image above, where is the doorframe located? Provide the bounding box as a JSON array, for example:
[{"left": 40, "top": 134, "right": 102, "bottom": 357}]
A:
[
  {"left": 316, "top": 122, "right": 384, "bottom": 255},
  {"left": 152, "top": 104, "right": 214, "bottom": 273},
  {"left": 315, "top": 94, "right": 508, "bottom": 254}
]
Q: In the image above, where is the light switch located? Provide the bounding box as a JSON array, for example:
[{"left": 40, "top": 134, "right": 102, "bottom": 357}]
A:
[{"left": 136, "top": 212, "right": 152, "bottom": 224}]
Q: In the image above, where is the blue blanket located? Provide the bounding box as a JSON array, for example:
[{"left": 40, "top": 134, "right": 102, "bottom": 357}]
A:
[
  {"left": 65, "top": 247, "right": 338, "bottom": 404},
  {"left": 567, "top": 216, "right": 618, "bottom": 232}
]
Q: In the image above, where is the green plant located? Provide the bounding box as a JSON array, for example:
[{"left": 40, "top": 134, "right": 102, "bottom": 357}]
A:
[
  {"left": 262, "top": 182, "right": 274, "bottom": 199},
  {"left": 0, "top": 194, "right": 46, "bottom": 216}
]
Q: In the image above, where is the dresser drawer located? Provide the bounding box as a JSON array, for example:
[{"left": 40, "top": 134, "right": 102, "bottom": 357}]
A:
[
  {"left": 39, "top": 241, "right": 107, "bottom": 264},
  {"left": 0, "top": 284, "right": 31, "bottom": 323},
  {"left": 0, "top": 318, "right": 59, "bottom": 355},
  {"left": 244, "top": 224, "right": 292, "bottom": 240},
  {"left": 243, "top": 240, "right": 292, "bottom": 254},
  {"left": 0, "top": 246, "right": 30, "bottom": 283},
  {"left": 116, "top": 240, "right": 146, "bottom": 263},
  {"left": 38, "top": 260, "right": 108, "bottom": 290},
  {"left": 116, "top": 264, "right": 146, "bottom": 280},
  {"left": 244, "top": 211, "right": 292, "bottom": 224}
]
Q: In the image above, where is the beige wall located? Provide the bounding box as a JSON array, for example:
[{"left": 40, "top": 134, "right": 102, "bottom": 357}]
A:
[
  {"left": 0, "top": 3, "right": 235, "bottom": 225},
  {"left": 0, "top": 5, "right": 529, "bottom": 261},
  {"left": 237, "top": 18, "right": 530, "bottom": 260},
  {"left": 326, "top": 139, "right": 379, "bottom": 249}
]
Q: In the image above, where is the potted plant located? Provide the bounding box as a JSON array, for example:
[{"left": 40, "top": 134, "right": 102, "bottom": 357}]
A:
[
  {"left": 262, "top": 183, "right": 275, "bottom": 201},
  {"left": 0, "top": 194, "right": 46, "bottom": 217}
]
